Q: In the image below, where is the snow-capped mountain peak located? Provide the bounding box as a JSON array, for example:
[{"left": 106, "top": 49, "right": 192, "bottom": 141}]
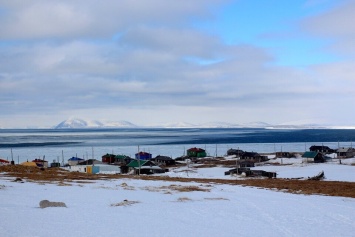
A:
[{"left": 54, "top": 118, "right": 103, "bottom": 129}]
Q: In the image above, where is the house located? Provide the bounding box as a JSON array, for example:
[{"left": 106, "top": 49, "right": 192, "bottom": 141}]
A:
[
  {"left": 123, "top": 159, "right": 165, "bottom": 175},
  {"left": 68, "top": 157, "right": 85, "bottom": 166},
  {"left": 302, "top": 151, "right": 325, "bottom": 163},
  {"left": 240, "top": 152, "right": 268, "bottom": 162},
  {"left": 0, "top": 159, "right": 10, "bottom": 165},
  {"left": 77, "top": 159, "right": 103, "bottom": 165},
  {"left": 68, "top": 164, "right": 119, "bottom": 174},
  {"left": 226, "top": 148, "right": 244, "bottom": 157},
  {"left": 102, "top": 153, "right": 116, "bottom": 163},
  {"left": 115, "top": 155, "right": 133, "bottom": 165},
  {"left": 150, "top": 155, "right": 176, "bottom": 166},
  {"left": 337, "top": 147, "right": 355, "bottom": 158},
  {"left": 275, "top": 152, "right": 294, "bottom": 158},
  {"left": 309, "top": 145, "right": 335, "bottom": 154},
  {"left": 135, "top": 152, "right": 152, "bottom": 160},
  {"left": 187, "top": 147, "right": 206, "bottom": 158},
  {"left": 237, "top": 160, "right": 255, "bottom": 168},
  {"left": 32, "top": 159, "right": 49, "bottom": 168}
]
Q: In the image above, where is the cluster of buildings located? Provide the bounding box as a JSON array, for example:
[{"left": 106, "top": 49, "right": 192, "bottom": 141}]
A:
[
  {"left": 1, "top": 144, "right": 353, "bottom": 175},
  {"left": 302, "top": 145, "right": 355, "bottom": 163}
]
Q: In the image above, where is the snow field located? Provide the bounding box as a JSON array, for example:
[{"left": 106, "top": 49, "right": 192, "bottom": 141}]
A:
[{"left": 1, "top": 172, "right": 354, "bottom": 237}]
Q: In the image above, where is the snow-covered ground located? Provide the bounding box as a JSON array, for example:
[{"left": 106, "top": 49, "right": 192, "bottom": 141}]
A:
[{"left": 1, "top": 159, "right": 355, "bottom": 237}]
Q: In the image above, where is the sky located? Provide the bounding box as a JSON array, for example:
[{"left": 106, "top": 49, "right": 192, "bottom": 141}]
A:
[{"left": 0, "top": 0, "right": 355, "bottom": 128}]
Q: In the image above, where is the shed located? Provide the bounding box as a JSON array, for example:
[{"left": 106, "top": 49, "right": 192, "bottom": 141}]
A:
[
  {"left": 302, "top": 151, "right": 324, "bottom": 163},
  {"left": 32, "top": 159, "right": 49, "bottom": 168}
]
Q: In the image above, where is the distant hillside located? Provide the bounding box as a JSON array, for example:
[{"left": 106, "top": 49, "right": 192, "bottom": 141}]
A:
[{"left": 54, "top": 118, "right": 137, "bottom": 129}]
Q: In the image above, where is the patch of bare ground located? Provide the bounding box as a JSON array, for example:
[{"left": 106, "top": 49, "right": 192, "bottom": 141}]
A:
[
  {"left": 177, "top": 197, "right": 192, "bottom": 202},
  {"left": 204, "top": 197, "right": 229, "bottom": 201},
  {"left": 111, "top": 200, "right": 140, "bottom": 207},
  {"left": 1, "top": 165, "right": 355, "bottom": 198},
  {"left": 142, "top": 184, "right": 210, "bottom": 193}
]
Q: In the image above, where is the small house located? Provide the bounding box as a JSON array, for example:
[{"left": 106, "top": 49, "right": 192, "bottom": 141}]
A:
[
  {"left": 302, "top": 151, "right": 324, "bottom": 163},
  {"left": 226, "top": 148, "right": 244, "bottom": 157},
  {"left": 135, "top": 152, "right": 152, "bottom": 160},
  {"left": 150, "top": 155, "right": 176, "bottom": 166},
  {"left": 237, "top": 160, "right": 255, "bottom": 168},
  {"left": 187, "top": 147, "right": 206, "bottom": 158},
  {"left": 123, "top": 159, "right": 165, "bottom": 175},
  {"left": 240, "top": 152, "right": 268, "bottom": 162},
  {"left": 337, "top": 147, "right": 355, "bottom": 158},
  {"left": 68, "top": 157, "right": 85, "bottom": 166},
  {"left": 115, "top": 155, "right": 133, "bottom": 165},
  {"left": 50, "top": 160, "right": 61, "bottom": 168},
  {"left": 77, "top": 159, "right": 103, "bottom": 165},
  {"left": 0, "top": 159, "right": 10, "bottom": 165},
  {"left": 102, "top": 153, "right": 116, "bottom": 163},
  {"left": 32, "top": 159, "right": 49, "bottom": 168},
  {"left": 309, "top": 145, "right": 335, "bottom": 154}
]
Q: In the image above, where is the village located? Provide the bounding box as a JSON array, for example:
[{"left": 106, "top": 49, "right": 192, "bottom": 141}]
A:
[{"left": 1, "top": 144, "right": 354, "bottom": 179}]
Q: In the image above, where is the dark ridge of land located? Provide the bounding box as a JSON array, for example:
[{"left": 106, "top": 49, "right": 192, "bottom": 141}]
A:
[{"left": 0, "top": 165, "right": 354, "bottom": 198}]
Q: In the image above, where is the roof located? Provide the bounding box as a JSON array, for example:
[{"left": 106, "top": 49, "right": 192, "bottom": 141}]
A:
[
  {"left": 302, "top": 151, "right": 319, "bottom": 158},
  {"left": 32, "top": 159, "right": 47, "bottom": 162},
  {"left": 153, "top": 156, "right": 173, "bottom": 161},
  {"left": 0, "top": 159, "right": 10, "bottom": 163},
  {"left": 136, "top": 151, "right": 151, "bottom": 155},
  {"left": 337, "top": 147, "right": 353, "bottom": 152},
  {"left": 187, "top": 147, "right": 205, "bottom": 152},
  {"left": 68, "top": 157, "right": 84, "bottom": 161},
  {"left": 115, "top": 155, "right": 130, "bottom": 159},
  {"left": 241, "top": 152, "right": 259, "bottom": 157},
  {"left": 77, "top": 159, "right": 103, "bottom": 165}
]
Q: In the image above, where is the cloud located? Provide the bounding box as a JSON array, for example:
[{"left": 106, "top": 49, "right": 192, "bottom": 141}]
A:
[
  {"left": 0, "top": 0, "right": 224, "bottom": 40},
  {"left": 302, "top": 0, "right": 355, "bottom": 56},
  {"left": 0, "top": 0, "right": 354, "bottom": 127}
]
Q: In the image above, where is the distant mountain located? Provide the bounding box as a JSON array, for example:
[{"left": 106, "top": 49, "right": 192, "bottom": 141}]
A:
[
  {"left": 153, "top": 122, "right": 198, "bottom": 128},
  {"left": 198, "top": 122, "right": 240, "bottom": 128},
  {"left": 100, "top": 120, "right": 137, "bottom": 128},
  {"left": 54, "top": 118, "right": 103, "bottom": 129},
  {"left": 54, "top": 118, "right": 137, "bottom": 129}
]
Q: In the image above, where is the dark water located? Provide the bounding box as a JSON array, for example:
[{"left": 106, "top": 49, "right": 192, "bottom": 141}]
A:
[{"left": 1, "top": 128, "right": 354, "bottom": 148}]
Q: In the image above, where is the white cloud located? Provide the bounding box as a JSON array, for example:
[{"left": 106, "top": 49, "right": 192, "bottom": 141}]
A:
[
  {"left": 0, "top": 0, "right": 354, "bottom": 127},
  {"left": 302, "top": 0, "right": 355, "bottom": 56}
]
